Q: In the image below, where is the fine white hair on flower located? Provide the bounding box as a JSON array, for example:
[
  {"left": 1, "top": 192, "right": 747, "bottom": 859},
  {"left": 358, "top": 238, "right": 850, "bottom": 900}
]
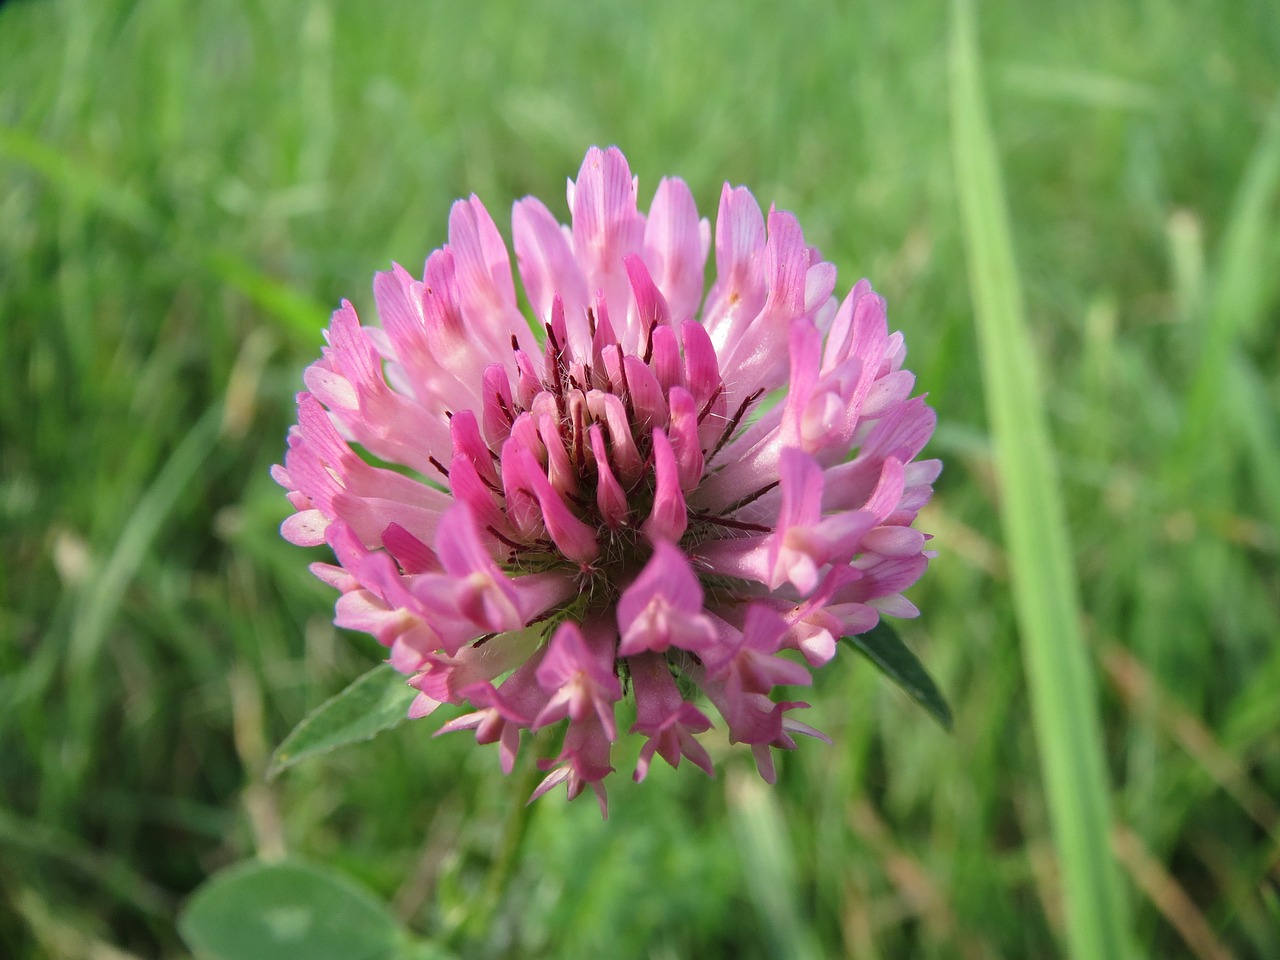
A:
[{"left": 275, "top": 146, "right": 940, "bottom": 818}]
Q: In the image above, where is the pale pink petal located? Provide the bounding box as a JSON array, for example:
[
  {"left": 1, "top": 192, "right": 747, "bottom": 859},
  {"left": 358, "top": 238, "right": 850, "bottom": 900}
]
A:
[
  {"left": 570, "top": 146, "right": 645, "bottom": 334},
  {"left": 643, "top": 176, "right": 707, "bottom": 322},
  {"left": 513, "top": 195, "right": 590, "bottom": 329}
]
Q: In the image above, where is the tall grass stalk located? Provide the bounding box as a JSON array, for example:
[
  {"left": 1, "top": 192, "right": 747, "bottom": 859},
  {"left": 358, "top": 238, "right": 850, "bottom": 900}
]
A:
[{"left": 948, "top": 2, "right": 1133, "bottom": 957}]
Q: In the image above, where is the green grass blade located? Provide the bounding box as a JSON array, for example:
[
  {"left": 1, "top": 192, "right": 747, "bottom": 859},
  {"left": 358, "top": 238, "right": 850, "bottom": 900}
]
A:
[
  {"left": 1174, "top": 94, "right": 1280, "bottom": 486},
  {"left": 948, "top": 2, "right": 1132, "bottom": 958},
  {"left": 56, "top": 401, "right": 226, "bottom": 804},
  {"left": 727, "top": 771, "right": 824, "bottom": 960},
  {"left": 1227, "top": 352, "right": 1280, "bottom": 534},
  {"left": 203, "top": 250, "right": 333, "bottom": 348},
  {"left": 68, "top": 402, "right": 225, "bottom": 670},
  {"left": 0, "top": 126, "right": 329, "bottom": 344},
  {"left": 0, "top": 124, "right": 157, "bottom": 232}
]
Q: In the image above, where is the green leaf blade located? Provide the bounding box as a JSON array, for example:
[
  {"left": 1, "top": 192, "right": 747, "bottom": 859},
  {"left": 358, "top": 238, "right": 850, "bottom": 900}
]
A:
[
  {"left": 843, "top": 622, "right": 952, "bottom": 731},
  {"left": 178, "top": 859, "right": 402, "bottom": 960},
  {"left": 267, "top": 666, "right": 417, "bottom": 779},
  {"left": 949, "top": 1, "right": 1133, "bottom": 957}
]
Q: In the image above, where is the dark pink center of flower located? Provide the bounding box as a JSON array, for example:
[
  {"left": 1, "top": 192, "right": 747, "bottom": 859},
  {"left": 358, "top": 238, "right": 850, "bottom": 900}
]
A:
[{"left": 465, "top": 291, "right": 773, "bottom": 615}]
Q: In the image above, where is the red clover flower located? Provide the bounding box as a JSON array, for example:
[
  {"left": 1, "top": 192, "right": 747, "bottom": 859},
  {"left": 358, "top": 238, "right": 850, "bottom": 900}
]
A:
[{"left": 275, "top": 147, "right": 939, "bottom": 816}]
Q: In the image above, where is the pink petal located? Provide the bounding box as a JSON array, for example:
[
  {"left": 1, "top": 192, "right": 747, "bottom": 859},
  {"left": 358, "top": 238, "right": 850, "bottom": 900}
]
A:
[
  {"left": 534, "top": 622, "right": 623, "bottom": 738},
  {"left": 570, "top": 146, "right": 644, "bottom": 330},
  {"left": 642, "top": 429, "right": 689, "bottom": 544},
  {"left": 628, "top": 651, "right": 714, "bottom": 781},
  {"left": 647, "top": 324, "right": 684, "bottom": 393},
  {"left": 588, "top": 423, "right": 630, "bottom": 529},
  {"left": 507, "top": 444, "right": 600, "bottom": 564},
  {"left": 448, "top": 195, "right": 537, "bottom": 356},
  {"left": 617, "top": 541, "right": 715, "bottom": 656},
  {"left": 513, "top": 195, "right": 589, "bottom": 327},
  {"left": 702, "top": 183, "right": 767, "bottom": 352},
  {"left": 665, "top": 386, "right": 704, "bottom": 492},
  {"left": 281, "top": 509, "right": 329, "bottom": 546},
  {"left": 643, "top": 176, "right": 706, "bottom": 322}
]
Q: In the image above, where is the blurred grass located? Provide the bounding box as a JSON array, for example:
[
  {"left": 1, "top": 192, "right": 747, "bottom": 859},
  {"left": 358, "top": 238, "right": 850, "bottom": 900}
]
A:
[{"left": 1, "top": 0, "right": 1278, "bottom": 958}]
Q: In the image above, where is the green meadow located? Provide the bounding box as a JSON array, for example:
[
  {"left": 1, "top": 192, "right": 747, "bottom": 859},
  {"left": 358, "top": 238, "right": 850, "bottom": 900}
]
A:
[{"left": 2, "top": 0, "right": 1277, "bottom": 957}]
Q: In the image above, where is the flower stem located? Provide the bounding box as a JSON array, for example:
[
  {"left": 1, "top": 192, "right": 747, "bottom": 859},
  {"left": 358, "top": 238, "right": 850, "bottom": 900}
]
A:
[{"left": 451, "top": 736, "right": 547, "bottom": 950}]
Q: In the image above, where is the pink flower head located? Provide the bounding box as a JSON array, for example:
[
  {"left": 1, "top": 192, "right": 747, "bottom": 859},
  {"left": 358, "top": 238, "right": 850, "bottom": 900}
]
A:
[{"left": 277, "top": 146, "right": 938, "bottom": 816}]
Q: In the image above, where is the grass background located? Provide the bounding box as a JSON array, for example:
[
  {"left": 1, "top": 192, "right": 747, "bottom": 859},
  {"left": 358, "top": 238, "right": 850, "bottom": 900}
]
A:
[{"left": 2, "top": 0, "right": 1278, "bottom": 956}]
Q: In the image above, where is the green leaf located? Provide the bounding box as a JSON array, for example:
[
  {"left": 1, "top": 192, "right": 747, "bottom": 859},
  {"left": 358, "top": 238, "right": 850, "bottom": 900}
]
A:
[
  {"left": 267, "top": 666, "right": 417, "bottom": 779},
  {"left": 842, "top": 622, "right": 952, "bottom": 731},
  {"left": 178, "top": 859, "right": 402, "bottom": 960}
]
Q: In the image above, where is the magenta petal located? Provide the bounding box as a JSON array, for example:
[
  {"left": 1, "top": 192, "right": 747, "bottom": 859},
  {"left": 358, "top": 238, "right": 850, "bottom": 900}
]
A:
[
  {"left": 530, "top": 714, "right": 614, "bottom": 818},
  {"left": 642, "top": 429, "right": 688, "bottom": 543},
  {"left": 534, "top": 622, "right": 622, "bottom": 738},
  {"left": 448, "top": 409, "right": 500, "bottom": 489},
  {"left": 702, "top": 605, "right": 812, "bottom": 699},
  {"left": 448, "top": 452, "right": 511, "bottom": 542},
  {"left": 666, "top": 386, "right": 704, "bottom": 492},
  {"left": 588, "top": 423, "right": 630, "bottom": 529},
  {"left": 768, "top": 448, "right": 826, "bottom": 592},
  {"left": 617, "top": 541, "right": 715, "bottom": 656},
  {"left": 438, "top": 649, "right": 549, "bottom": 773},
  {"left": 481, "top": 364, "right": 516, "bottom": 446},
  {"left": 680, "top": 319, "right": 722, "bottom": 411},
  {"left": 498, "top": 441, "right": 546, "bottom": 540},
  {"left": 381, "top": 523, "right": 441, "bottom": 575},
  {"left": 863, "top": 456, "right": 907, "bottom": 523},
  {"left": 538, "top": 414, "right": 578, "bottom": 497},
  {"left": 508, "top": 445, "right": 600, "bottom": 563},
  {"left": 629, "top": 651, "right": 713, "bottom": 781},
  {"left": 624, "top": 252, "right": 671, "bottom": 337},
  {"left": 435, "top": 505, "right": 524, "bottom": 633},
  {"left": 648, "top": 324, "right": 684, "bottom": 393},
  {"left": 621, "top": 354, "right": 668, "bottom": 433},
  {"left": 408, "top": 626, "right": 538, "bottom": 705},
  {"left": 586, "top": 390, "right": 643, "bottom": 485},
  {"left": 436, "top": 503, "right": 501, "bottom": 575}
]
